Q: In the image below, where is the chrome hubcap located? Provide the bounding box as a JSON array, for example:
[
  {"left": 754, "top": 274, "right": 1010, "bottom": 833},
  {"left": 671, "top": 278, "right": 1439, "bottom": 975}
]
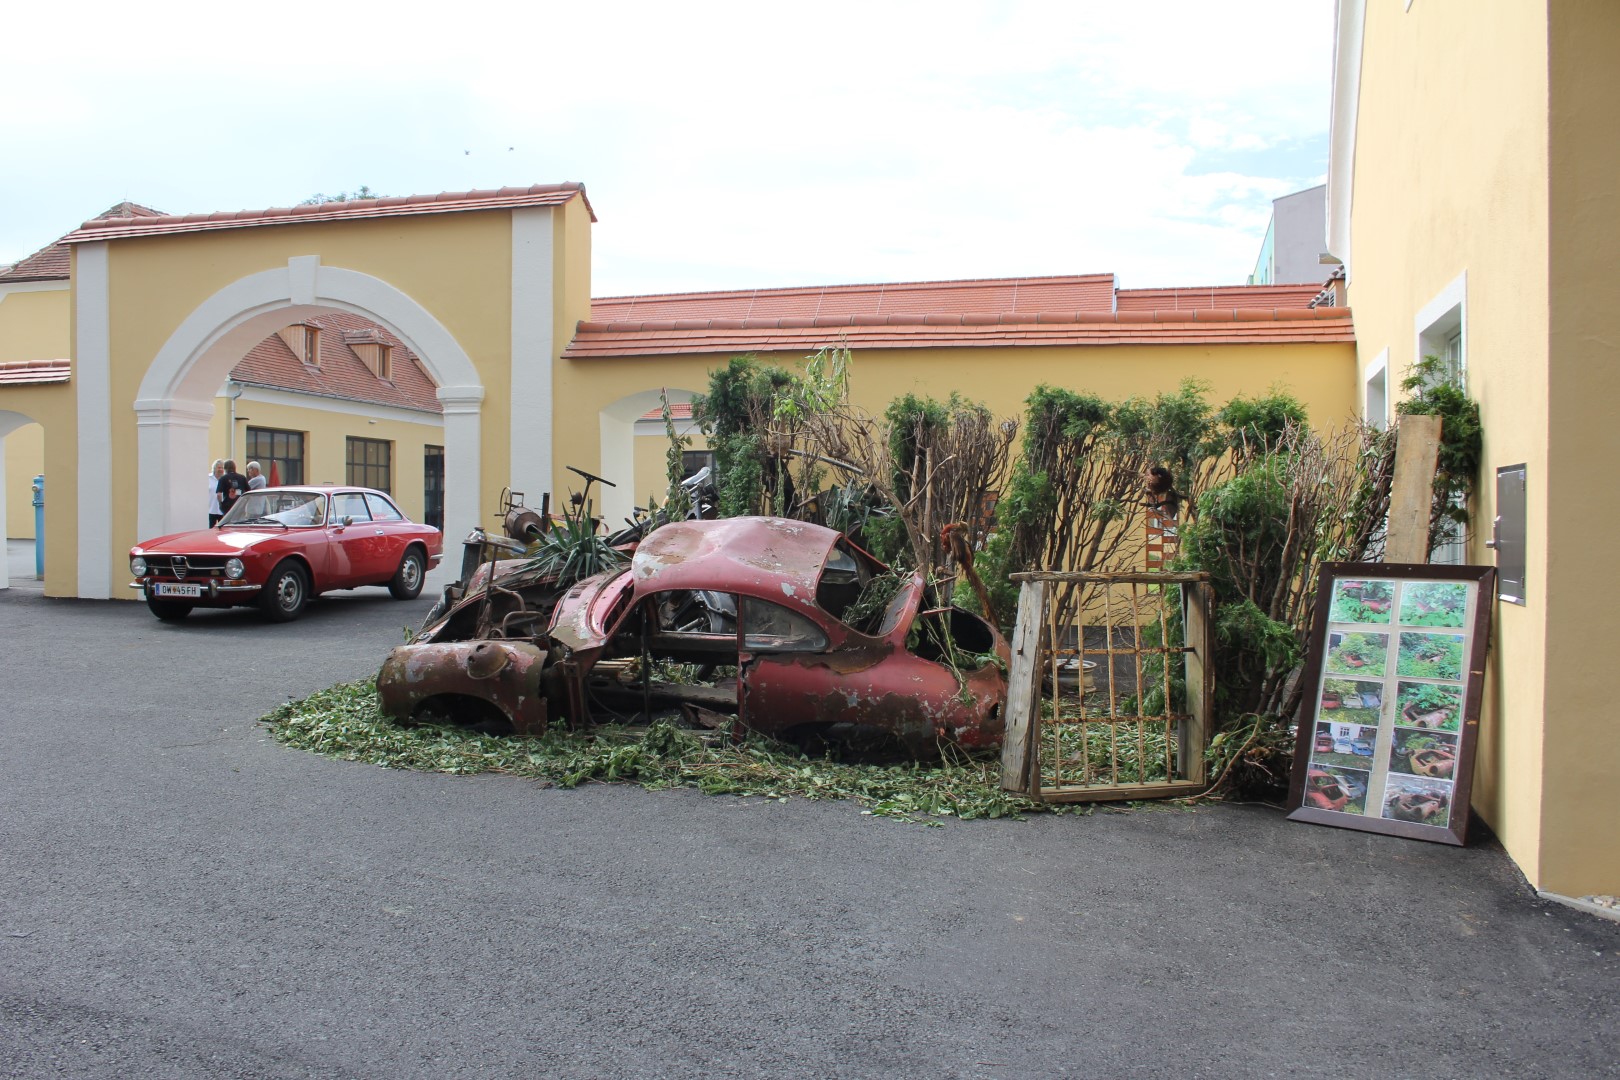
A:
[{"left": 402, "top": 557, "right": 422, "bottom": 591}]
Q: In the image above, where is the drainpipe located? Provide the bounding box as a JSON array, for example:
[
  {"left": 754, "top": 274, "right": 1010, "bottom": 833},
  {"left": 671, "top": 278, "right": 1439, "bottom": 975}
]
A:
[{"left": 226, "top": 381, "right": 245, "bottom": 462}]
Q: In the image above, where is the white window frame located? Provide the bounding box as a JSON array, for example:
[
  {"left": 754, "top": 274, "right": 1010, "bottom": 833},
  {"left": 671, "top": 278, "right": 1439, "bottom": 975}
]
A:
[
  {"left": 1364, "top": 347, "right": 1390, "bottom": 430},
  {"left": 1413, "top": 272, "right": 1468, "bottom": 564}
]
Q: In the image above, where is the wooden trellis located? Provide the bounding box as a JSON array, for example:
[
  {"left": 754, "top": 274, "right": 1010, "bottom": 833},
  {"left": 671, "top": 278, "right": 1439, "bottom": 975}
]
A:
[{"left": 1000, "top": 570, "right": 1213, "bottom": 802}]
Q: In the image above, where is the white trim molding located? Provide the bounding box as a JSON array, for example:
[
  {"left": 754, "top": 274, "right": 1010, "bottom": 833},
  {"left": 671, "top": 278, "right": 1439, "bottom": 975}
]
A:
[
  {"left": 510, "top": 208, "right": 555, "bottom": 504},
  {"left": 1326, "top": 0, "right": 1366, "bottom": 275},
  {"left": 75, "top": 242, "right": 112, "bottom": 598},
  {"left": 438, "top": 385, "right": 485, "bottom": 542},
  {"left": 1364, "top": 346, "right": 1390, "bottom": 429},
  {"left": 232, "top": 384, "right": 444, "bottom": 426}
]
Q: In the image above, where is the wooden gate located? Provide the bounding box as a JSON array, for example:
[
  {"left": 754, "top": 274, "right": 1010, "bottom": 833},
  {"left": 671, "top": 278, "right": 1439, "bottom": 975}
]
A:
[{"left": 1000, "top": 570, "right": 1213, "bottom": 802}]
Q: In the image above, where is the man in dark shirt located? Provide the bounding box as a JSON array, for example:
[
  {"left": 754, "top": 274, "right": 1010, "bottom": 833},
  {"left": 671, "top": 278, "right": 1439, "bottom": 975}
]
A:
[{"left": 217, "top": 459, "right": 249, "bottom": 520}]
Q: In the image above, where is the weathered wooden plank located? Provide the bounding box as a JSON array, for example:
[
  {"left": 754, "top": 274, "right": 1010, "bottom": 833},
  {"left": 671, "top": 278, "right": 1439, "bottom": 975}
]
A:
[
  {"left": 999, "top": 579, "right": 1046, "bottom": 793},
  {"left": 1387, "top": 413, "right": 1443, "bottom": 563},
  {"left": 1036, "top": 779, "right": 1208, "bottom": 804},
  {"left": 1012, "top": 570, "right": 1211, "bottom": 585},
  {"left": 1181, "top": 581, "right": 1213, "bottom": 785}
]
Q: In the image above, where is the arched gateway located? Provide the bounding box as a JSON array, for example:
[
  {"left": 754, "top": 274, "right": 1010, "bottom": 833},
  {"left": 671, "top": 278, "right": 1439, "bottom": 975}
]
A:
[{"left": 58, "top": 185, "right": 595, "bottom": 598}]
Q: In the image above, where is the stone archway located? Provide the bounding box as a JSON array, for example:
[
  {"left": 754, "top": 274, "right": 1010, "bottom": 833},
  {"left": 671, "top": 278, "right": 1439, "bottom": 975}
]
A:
[
  {"left": 596, "top": 387, "right": 701, "bottom": 527},
  {"left": 0, "top": 409, "right": 41, "bottom": 589},
  {"left": 129, "top": 256, "right": 484, "bottom": 554}
]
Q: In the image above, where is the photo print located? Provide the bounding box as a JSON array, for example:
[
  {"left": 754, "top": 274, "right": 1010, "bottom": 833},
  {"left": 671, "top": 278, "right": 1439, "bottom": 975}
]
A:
[
  {"left": 1397, "top": 632, "right": 1465, "bottom": 681},
  {"left": 1325, "top": 631, "right": 1389, "bottom": 678},
  {"left": 1382, "top": 774, "right": 1453, "bottom": 829},
  {"left": 1319, "top": 678, "right": 1384, "bottom": 725},
  {"left": 1396, "top": 681, "right": 1462, "bottom": 731},
  {"left": 1398, "top": 581, "right": 1468, "bottom": 628},
  {"left": 1303, "top": 766, "right": 1372, "bottom": 816},
  {"left": 1312, "top": 721, "right": 1378, "bottom": 770},
  {"left": 1389, "top": 728, "right": 1459, "bottom": 780},
  {"left": 1329, "top": 579, "right": 1395, "bottom": 624}
]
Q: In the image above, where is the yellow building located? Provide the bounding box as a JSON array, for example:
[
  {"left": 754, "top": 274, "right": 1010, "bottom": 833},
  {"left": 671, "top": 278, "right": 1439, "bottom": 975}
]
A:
[{"left": 1329, "top": 0, "right": 1618, "bottom": 899}]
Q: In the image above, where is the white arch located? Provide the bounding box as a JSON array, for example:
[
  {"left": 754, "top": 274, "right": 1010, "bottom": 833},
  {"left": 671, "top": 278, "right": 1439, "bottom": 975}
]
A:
[
  {"left": 1, "top": 409, "right": 40, "bottom": 590},
  {"left": 597, "top": 387, "right": 700, "bottom": 526},
  {"left": 127, "top": 256, "right": 485, "bottom": 567}
]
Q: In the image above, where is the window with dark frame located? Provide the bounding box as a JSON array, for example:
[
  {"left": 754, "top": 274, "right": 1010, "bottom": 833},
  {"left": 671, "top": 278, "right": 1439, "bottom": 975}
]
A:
[
  {"left": 244, "top": 427, "right": 305, "bottom": 486},
  {"left": 346, "top": 436, "right": 392, "bottom": 493}
]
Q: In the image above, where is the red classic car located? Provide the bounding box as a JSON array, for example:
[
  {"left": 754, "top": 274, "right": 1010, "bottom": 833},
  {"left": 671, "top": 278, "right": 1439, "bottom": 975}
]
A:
[
  {"left": 377, "top": 517, "right": 1009, "bottom": 757},
  {"left": 129, "top": 485, "right": 443, "bottom": 622}
]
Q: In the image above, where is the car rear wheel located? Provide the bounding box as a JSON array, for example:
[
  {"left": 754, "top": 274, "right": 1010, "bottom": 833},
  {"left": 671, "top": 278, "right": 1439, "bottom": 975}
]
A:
[
  {"left": 145, "top": 595, "right": 193, "bottom": 622},
  {"left": 389, "top": 547, "right": 426, "bottom": 600},
  {"left": 259, "top": 561, "right": 309, "bottom": 622}
]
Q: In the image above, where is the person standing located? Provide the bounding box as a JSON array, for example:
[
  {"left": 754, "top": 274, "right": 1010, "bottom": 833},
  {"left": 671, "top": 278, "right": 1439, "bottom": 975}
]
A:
[
  {"left": 208, "top": 459, "right": 225, "bottom": 526},
  {"left": 217, "top": 459, "right": 249, "bottom": 519},
  {"left": 246, "top": 461, "right": 267, "bottom": 490}
]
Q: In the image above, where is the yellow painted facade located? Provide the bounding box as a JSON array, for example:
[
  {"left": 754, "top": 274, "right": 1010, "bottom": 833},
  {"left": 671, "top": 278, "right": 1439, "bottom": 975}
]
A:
[
  {"left": 5, "top": 424, "right": 43, "bottom": 538},
  {"left": 1340, "top": 0, "right": 1618, "bottom": 895},
  {"left": 562, "top": 341, "right": 1359, "bottom": 506}
]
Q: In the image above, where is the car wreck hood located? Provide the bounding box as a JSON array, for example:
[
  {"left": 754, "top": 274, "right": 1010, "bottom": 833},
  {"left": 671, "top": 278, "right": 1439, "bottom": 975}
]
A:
[{"left": 629, "top": 517, "right": 839, "bottom": 609}]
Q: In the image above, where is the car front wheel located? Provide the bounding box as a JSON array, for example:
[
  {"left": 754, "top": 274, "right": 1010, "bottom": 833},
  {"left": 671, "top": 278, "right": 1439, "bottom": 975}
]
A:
[
  {"left": 389, "top": 548, "right": 426, "bottom": 600},
  {"left": 145, "top": 594, "right": 193, "bottom": 622},
  {"left": 259, "top": 561, "right": 309, "bottom": 622}
]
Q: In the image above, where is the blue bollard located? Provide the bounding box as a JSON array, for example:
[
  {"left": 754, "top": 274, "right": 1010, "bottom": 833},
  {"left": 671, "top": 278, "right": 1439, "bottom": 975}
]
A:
[{"left": 31, "top": 474, "right": 43, "bottom": 579}]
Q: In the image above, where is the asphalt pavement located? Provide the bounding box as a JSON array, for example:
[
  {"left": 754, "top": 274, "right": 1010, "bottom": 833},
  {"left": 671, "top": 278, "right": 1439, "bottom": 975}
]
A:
[{"left": 1, "top": 577, "right": 1617, "bottom": 1079}]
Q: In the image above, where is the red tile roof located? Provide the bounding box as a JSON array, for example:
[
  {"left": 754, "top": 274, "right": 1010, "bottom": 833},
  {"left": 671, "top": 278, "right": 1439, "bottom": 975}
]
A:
[
  {"left": 232, "top": 312, "right": 441, "bottom": 413},
  {"left": 591, "top": 274, "right": 1118, "bottom": 323},
  {"left": 59, "top": 184, "right": 594, "bottom": 244},
  {"left": 1115, "top": 283, "right": 1323, "bottom": 310},
  {"left": 570, "top": 277, "right": 1348, "bottom": 358},
  {"left": 564, "top": 305, "right": 1356, "bottom": 358},
  {"left": 638, "top": 402, "right": 695, "bottom": 421},
  {"left": 0, "top": 360, "right": 71, "bottom": 386},
  {"left": 0, "top": 203, "right": 164, "bottom": 283}
]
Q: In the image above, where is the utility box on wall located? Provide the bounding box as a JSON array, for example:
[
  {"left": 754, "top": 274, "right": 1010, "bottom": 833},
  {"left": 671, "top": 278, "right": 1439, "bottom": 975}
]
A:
[{"left": 1490, "top": 464, "right": 1527, "bottom": 605}]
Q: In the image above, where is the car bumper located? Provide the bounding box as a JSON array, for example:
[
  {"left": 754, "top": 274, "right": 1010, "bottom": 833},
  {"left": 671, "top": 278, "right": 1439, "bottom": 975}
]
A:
[{"left": 131, "top": 579, "right": 261, "bottom": 602}]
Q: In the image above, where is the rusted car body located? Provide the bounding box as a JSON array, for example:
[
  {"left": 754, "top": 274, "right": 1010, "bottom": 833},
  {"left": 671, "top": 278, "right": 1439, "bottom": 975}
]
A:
[{"left": 377, "top": 517, "right": 1009, "bottom": 756}]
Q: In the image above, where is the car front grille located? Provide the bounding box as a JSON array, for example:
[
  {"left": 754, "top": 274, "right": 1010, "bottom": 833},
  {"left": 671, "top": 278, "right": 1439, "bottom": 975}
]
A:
[{"left": 145, "top": 555, "right": 229, "bottom": 580}]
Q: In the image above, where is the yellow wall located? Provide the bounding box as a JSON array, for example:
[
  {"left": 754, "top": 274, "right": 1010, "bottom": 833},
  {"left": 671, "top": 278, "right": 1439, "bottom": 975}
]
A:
[
  {"left": 83, "top": 210, "right": 524, "bottom": 593},
  {"left": 557, "top": 341, "right": 1359, "bottom": 501},
  {"left": 1541, "top": 0, "right": 1620, "bottom": 896},
  {"left": 0, "top": 286, "right": 70, "bottom": 361},
  {"left": 1343, "top": 3, "right": 1620, "bottom": 893},
  {"left": 0, "top": 284, "right": 73, "bottom": 561},
  {"left": 5, "top": 423, "right": 43, "bottom": 538}
]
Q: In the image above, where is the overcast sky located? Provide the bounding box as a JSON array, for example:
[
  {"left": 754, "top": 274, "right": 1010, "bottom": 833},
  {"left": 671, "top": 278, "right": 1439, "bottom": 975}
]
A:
[{"left": 3, "top": 1, "right": 1332, "bottom": 297}]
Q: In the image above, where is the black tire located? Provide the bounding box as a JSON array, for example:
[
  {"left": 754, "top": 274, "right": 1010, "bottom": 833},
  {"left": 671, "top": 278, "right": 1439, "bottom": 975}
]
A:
[
  {"left": 259, "top": 561, "right": 309, "bottom": 622},
  {"left": 145, "top": 595, "right": 193, "bottom": 622},
  {"left": 389, "top": 547, "right": 426, "bottom": 600}
]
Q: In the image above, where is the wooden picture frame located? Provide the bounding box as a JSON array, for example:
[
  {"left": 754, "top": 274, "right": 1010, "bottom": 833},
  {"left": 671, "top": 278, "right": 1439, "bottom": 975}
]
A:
[{"left": 1285, "top": 562, "right": 1495, "bottom": 845}]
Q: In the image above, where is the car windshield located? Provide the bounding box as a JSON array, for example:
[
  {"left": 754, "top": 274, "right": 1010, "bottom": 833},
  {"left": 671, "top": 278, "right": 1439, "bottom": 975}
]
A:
[{"left": 220, "top": 490, "right": 326, "bottom": 527}]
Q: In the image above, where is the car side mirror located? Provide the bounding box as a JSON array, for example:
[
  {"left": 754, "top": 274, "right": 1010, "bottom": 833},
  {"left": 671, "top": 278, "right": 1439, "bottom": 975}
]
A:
[{"left": 340, "top": 515, "right": 353, "bottom": 528}]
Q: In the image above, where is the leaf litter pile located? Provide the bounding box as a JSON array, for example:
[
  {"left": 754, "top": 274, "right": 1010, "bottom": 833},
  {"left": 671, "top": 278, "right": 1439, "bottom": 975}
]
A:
[{"left": 263, "top": 681, "right": 1079, "bottom": 823}]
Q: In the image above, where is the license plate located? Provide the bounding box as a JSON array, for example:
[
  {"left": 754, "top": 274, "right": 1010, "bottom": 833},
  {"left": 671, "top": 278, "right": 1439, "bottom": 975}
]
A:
[{"left": 155, "top": 583, "right": 203, "bottom": 598}]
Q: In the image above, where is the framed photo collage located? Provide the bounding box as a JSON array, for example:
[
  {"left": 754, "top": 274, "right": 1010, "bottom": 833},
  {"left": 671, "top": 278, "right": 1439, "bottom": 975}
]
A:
[{"left": 1286, "top": 563, "right": 1495, "bottom": 845}]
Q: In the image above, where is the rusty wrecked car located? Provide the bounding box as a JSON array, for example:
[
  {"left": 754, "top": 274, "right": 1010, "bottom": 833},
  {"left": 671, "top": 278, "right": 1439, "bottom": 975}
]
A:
[{"left": 376, "top": 516, "right": 1009, "bottom": 757}]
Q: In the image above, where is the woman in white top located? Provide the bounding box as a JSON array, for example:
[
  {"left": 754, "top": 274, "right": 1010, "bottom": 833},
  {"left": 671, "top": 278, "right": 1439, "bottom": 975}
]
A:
[{"left": 208, "top": 459, "right": 225, "bottom": 526}]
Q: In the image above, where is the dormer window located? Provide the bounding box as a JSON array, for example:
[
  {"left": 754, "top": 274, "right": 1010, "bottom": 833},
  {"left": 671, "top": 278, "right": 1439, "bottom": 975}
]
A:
[
  {"left": 343, "top": 328, "right": 394, "bottom": 381},
  {"left": 276, "top": 323, "right": 322, "bottom": 368}
]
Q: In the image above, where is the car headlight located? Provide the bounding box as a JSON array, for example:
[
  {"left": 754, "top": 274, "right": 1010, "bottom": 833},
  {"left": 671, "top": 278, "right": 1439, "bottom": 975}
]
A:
[
  {"left": 225, "top": 558, "right": 245, "bottom": 579},
  {"left": 131, "top": 556, "right": 147, "bottom": 576}
]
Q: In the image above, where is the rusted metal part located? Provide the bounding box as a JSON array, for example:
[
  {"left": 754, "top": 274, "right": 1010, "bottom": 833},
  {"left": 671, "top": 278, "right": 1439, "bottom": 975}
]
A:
[
  {"left": 630, "top": 518, "right": 833, "bottom": 615},
  {"left": 377, "top": 640, "right": 549, "bottom": 736}
]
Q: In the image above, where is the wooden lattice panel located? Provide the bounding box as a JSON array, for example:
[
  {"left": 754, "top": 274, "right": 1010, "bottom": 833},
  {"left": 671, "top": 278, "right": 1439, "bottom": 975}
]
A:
[{"left": 1000, "top": 571, "right": 1212, "bottom": 803}]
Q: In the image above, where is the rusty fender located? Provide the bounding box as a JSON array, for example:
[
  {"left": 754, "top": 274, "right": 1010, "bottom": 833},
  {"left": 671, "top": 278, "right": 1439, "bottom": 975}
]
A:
[{"left": 376, "top": 640, "right": 549, "bottom": 736}]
